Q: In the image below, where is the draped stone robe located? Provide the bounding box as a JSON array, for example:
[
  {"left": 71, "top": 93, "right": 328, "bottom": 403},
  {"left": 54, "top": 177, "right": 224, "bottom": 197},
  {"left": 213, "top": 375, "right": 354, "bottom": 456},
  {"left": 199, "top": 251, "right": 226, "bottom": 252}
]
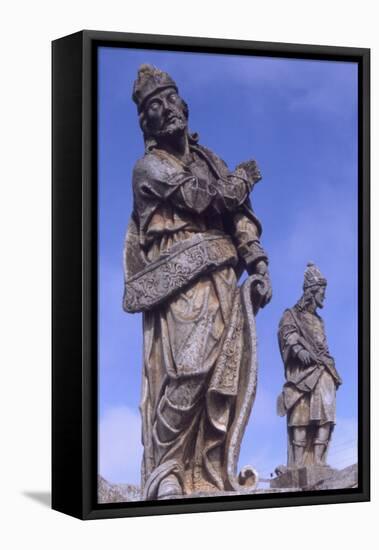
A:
[
  {"left": 277, "top": 305, "right": 342, "bottom": 466},
  {"left": 125, "top": 143, "right": 264, "bottom": 499}
]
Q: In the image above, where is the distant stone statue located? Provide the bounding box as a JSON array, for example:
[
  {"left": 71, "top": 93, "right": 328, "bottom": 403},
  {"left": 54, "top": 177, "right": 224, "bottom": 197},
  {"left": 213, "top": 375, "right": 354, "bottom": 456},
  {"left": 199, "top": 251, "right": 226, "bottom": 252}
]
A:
[
  {"left": 277, "top": 263, "right": 342, "bottom": 468},
  {"left": 123, "top": 64, "right": 272, "bottom": 500}
]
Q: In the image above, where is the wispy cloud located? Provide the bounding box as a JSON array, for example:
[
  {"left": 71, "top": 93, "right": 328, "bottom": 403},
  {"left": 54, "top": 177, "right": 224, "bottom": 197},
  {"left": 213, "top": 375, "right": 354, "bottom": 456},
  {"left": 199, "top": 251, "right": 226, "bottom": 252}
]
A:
[
  {"left": 98, "top": 47, "right": 358, "bottom": 488},
  {"left": 328, "top": 416, "right": 358, "bottom": 469},
  {"left": 270, "top": 177, "right": 357, "bottom": 305},
  {"left": 100, "top": 47, "right": 357, "bottom": 122},
  {"left": 99, "top": 406, "right": 143, "bottom": 485}
]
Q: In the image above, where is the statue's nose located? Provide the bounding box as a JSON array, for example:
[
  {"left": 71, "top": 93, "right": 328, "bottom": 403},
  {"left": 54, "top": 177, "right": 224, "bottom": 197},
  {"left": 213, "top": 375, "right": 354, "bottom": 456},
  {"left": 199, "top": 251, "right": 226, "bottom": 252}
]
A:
[{"left": 161, "top": 97, "right": 173, "bottom": 111}]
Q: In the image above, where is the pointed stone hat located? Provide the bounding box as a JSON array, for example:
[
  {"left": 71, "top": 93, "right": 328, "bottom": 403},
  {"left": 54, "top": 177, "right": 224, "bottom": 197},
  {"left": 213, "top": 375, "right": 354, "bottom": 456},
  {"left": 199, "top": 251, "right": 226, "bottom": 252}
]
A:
[
  {"left": 303, "top": 262, "right": 327, "bottom": 290},
  {"left": 132, "top": 64, "right": 178, "bottom": 113}
]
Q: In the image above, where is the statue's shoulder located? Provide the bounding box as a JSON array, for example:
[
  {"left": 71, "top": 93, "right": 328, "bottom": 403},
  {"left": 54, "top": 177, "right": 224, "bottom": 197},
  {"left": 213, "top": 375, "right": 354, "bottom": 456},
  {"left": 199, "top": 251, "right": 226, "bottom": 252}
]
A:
[
  {"left": 132, "top": 150, "right": 178, "bottom": 187},
  {"left": 279, "top": 307, "right": 297, "bottom": 327},
  {"left": 131, "top": 154, "right": 158, "bottom": 202},
  {"left": 194, "top": 143, "right": 230, "bottom": 175},
  {"left": 196, "top": 143, "right": 224, "bottom": 161},
  {"left": 314, "top": 310, "right": 325, "bottom": 326},
  {"left": 132, "top": 151, "right": 162, "bottom": 177}
]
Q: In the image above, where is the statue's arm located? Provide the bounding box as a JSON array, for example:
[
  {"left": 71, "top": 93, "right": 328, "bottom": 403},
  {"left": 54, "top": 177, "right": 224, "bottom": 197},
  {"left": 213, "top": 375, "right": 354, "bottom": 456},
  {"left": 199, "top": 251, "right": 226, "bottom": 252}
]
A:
[
  {"left": 208, "top": 151, "right": 272, "bottom": 306},
  {"left": 319, "top": 318, "right": 336, "bottom": 365},
  {"left": 278, "top": 312, "right": 308, "bottom": 363},
  {"left": 133, "top": 151, "right": 262, "bottom": 217},
  {"left": 231, "top": 212, "right": 268, "bottom": 273},
  {"left": 133, "top": 155, "right": 215, "bottom": 215},
  {"left": 132, "top": 156, "right": 182, "bottom": 201},
  {"left": 319, "top": 323, "right": 342, "bottom": 385},
  {"left": 228, "top": 210, "right": 271, "bottom": 308},
  {"left": 202, "top": 150, "right": 261, "bottom": 213},
  {"left": 219, "top": 159, "right": 262, "bottom": 211},
  {"left": 215, "top": 171, "right": 252, "bottom": 212}
]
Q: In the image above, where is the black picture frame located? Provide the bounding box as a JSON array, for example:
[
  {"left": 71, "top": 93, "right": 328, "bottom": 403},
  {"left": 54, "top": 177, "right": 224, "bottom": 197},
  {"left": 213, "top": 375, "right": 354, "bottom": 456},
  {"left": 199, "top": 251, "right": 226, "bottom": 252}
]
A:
[{"left": 52, "top": 30, "right": 370, "bottom": 520}]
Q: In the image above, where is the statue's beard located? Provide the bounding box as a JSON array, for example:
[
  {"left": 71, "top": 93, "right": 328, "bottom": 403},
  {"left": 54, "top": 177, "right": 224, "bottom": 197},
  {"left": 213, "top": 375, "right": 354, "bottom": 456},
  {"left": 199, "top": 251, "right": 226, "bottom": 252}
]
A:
[
  {"left": 153, "top": 116, "right": 187, "bottom": 138},
  {"left": 298, "top": 291, "right": 319, "bottom": 312},
  {"left": 315, "top": 297, "right": 324, "bottom": 309}
]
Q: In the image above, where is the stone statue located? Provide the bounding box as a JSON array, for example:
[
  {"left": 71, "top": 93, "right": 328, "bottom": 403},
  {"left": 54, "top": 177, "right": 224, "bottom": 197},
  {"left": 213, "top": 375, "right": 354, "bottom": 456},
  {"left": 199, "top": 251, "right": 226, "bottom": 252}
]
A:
[
  {"left": 123, "top": 64, "right": 272, "bottom": 500},
  {"left": 277, "top": 263, "right": 342, "bottom": 469}
]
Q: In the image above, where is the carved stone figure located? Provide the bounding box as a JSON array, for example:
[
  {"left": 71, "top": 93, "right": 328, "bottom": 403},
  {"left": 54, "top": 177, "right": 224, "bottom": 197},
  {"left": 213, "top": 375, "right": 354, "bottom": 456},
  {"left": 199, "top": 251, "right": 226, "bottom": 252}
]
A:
[
  {"left": 277, "top": 263, "right": 342, "bottom": 468},
  {"left": 123, "top": 65, "right": 272, "bottom": 500}
]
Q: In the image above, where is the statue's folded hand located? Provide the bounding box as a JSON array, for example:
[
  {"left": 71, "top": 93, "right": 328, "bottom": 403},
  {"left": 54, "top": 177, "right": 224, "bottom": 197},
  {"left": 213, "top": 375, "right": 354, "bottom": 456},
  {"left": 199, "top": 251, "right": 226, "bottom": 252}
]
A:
[
  {"left": 234, "top": 159, "right": 262, "bottom": 186},
  {"left": 298, "top": 349, "right": 313, "bottom": 367}
]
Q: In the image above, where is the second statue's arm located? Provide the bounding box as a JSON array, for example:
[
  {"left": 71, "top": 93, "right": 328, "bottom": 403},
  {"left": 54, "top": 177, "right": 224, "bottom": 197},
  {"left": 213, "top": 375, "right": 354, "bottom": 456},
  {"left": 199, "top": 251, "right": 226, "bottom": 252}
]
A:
[
  {"left": 278, "top": 314, "right": 312, "bottom": 367},
  {"left": 279, "top": 311, "right": 323, "bottom": 368}
]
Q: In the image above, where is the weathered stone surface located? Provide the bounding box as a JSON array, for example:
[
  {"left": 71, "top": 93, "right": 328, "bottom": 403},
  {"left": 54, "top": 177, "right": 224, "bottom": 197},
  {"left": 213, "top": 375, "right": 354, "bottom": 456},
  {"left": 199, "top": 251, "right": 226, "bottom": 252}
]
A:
[
  {"left": 311, "top": 463, "right": 358, "bottom": 490},
  {"left": 121, "top": 64, "right": 272, "bottom": 501},
  {"left": 298, "top": 465, "right": 337, "bottom": 487},
  {"left": 117, "top": 483, "right": 141, "bottom": 501},
  {"left": 270, "top": 467, "right": 302, "bottom": 489},
  {"left": 270, "top": 465, "right": 337, "bottom": 489},
  {"left": 276, "top": 263, "right": 343, "bottom": 468},
  {"left": 172, "top": 487, "right": 299, "bottom": 499},
  {"left": 123, "top": 233, "right": 238, "bottom": 313},
  {"left": 97, "top": 476, "right": 140, "bottom": 503},
  {"left": 270, "top": 463, "right": 357, "bottom": 490},
  {"left": 98, "top": 475, "right": 301, "bottom": 503}
]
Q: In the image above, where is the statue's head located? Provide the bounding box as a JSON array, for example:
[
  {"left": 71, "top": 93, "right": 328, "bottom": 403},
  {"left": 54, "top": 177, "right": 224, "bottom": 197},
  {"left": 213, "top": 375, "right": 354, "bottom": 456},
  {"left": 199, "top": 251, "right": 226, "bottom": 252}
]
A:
[
  {"left": 301, "top": 262, "right": 327, "bottom": 310},
  {"left": 132, "top": 64, "right": 189, "bottom": 147}
]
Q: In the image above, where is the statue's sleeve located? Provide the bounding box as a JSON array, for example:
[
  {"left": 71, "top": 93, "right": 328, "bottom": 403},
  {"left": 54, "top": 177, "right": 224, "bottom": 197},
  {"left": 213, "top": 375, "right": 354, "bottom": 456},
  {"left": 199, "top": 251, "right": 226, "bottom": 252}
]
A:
[
  {"left": 319, "top": 318, "right": 335, "bottom": 364},
  {"left": 198, "top": 146, "right": 254, "bottom": 212},
  {"left": 197, "top": 147, "right": 269, "bottom": 270},
  {"left": 278, "top": 310, "right": 304, "bottom": 364},
  {"left": 132, "top": 154, "right": 215, "bottom": 217},
  {"left": 230, "top": 209, "right": 268, "bottom": 272},
  {"left": 215, "top": 171, "right": 252, "bottom": 212}
]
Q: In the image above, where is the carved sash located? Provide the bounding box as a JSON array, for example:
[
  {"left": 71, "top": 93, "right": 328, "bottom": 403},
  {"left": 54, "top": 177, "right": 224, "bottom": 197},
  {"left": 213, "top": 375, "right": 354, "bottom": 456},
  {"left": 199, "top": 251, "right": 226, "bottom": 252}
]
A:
[{"left": 123, "top": 232, "right": 238, "bottom": 313}]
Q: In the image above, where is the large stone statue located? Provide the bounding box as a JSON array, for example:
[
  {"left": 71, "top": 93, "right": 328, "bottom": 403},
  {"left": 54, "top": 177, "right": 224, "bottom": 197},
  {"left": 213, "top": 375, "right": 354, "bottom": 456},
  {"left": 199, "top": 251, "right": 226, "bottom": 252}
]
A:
[
  {"left": 122, "top": 65, "right": 272, "bottom": 500},
  {"left": 277, "top": 263, "right": 342, "bottom": 469}
]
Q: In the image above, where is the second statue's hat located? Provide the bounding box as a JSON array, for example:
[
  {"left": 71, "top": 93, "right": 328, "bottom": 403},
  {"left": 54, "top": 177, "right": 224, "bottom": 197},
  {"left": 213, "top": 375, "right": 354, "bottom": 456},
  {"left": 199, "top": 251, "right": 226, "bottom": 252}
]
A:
[{"left": 303, "top": 262, "right": 327, "bottom": 290}]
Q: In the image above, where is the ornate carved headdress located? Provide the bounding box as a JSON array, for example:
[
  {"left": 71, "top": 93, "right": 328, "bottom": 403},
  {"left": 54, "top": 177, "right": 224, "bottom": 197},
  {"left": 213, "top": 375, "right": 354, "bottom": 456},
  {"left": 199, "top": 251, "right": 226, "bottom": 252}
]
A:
[
  {"left": 132, "top": 64, "right": 178, "bottom": 113},
  {"left": 303, "top": 262, "right": 327, "bottom": 290}
]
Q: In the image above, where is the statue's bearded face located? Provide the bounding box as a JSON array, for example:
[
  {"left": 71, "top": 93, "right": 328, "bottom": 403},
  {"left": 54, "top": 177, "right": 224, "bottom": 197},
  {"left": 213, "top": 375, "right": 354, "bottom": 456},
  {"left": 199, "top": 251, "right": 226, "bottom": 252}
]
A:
[
  {"left": 314, "top": 284, "right": 326, "bottom": 309},
  {"left": 142, "top": 87, "right": 188, "bottom": 138}
]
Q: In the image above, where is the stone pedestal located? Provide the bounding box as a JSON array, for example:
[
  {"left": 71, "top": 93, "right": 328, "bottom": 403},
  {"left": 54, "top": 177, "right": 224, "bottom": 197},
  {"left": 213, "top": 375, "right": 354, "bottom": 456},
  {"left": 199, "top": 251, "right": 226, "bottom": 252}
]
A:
[{"left": 270, "top": 465, "right": 337, "bottom": 490}]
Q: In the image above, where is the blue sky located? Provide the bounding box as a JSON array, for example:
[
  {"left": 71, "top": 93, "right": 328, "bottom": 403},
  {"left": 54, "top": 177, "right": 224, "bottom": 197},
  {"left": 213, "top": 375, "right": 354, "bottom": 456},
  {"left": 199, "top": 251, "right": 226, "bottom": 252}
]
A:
[{"left": 98, "top": 47, "right": 358, "bottom": 485}]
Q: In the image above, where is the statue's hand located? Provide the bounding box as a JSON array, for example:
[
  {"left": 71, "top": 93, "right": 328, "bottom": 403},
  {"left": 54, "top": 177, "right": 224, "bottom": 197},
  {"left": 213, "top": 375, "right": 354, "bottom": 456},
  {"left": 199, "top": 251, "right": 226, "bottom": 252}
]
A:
[
  {"left": 298, "top": 349, "right": 313, "bottom": 367},
  {"left": 235, "top": 159, "right": 262, "bottom": 185},
  {"left": 250, "top": 260, "right": 272, "bottom": 314}
]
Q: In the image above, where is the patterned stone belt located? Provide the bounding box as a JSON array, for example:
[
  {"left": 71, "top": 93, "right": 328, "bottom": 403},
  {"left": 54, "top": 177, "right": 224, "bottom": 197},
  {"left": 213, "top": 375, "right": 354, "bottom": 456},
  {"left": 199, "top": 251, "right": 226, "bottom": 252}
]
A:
[{"left": 123, "top": 232, "right": 238, "bottom": 313}]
